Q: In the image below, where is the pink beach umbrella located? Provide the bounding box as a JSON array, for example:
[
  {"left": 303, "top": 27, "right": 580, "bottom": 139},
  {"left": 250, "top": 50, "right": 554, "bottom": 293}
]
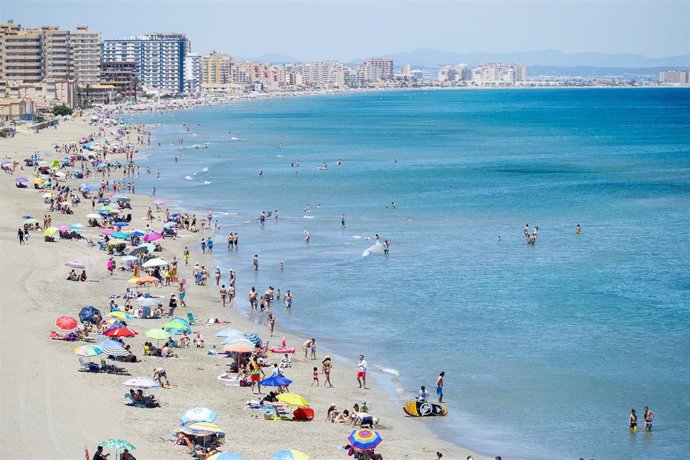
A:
[
  {"left": 143, "top": 232, "right": 162, "bottom": 242},
  {"left": 58, "top": 225, "right": 72, "bottom": 232},
  {"left": 101, "top": 228, "right": 115, "bottom": 235},
  {"left": 65, "top": 261, "right": 86, "bottom": 269}
]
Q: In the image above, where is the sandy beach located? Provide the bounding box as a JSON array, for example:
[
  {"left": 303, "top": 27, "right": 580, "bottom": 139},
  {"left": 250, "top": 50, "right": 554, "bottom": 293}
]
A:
[{"left": 0, "top": 116, "right": 486, "bottom": 459}]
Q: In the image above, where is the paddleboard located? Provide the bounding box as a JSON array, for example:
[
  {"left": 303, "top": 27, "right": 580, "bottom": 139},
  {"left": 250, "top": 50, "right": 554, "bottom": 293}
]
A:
[{"left": 403, "top": 400, "right": 448, "bottom": 417}]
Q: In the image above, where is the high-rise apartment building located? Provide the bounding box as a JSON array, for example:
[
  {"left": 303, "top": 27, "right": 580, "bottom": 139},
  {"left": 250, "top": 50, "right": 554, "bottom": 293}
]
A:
[
  {"left": 0, "top": 25, "right": 43, "bottom": 82},
  {"left": 360, "top": 58, "right": 394, "bottom": 82},
  {"left": 201, "top": 51, "right": 232, "bottom": 85},
  {"left": 41, "top": 26, "right": 72, "bottom": 80},
  {"left": 0, "top": 22, "right": 101, "bottom": 85},
  {"left": 102, "top": 33, "right": 190, "bottom": 94},
  {"left": 401, "top": 64, "right": 411, "bottom": 77},
  {"left": 659, "top": 70, "right": 689, "bottom": 85},
  {"left": 184, "top": 53, "right": 201, "bottom": 94},
  {"left": 512, "top": 64, "right": 527, "bottom": 83},
  {"left": 295, "top": 61, "right": 344, "bottom": 88},
  {"left": 71, "top": 26, "right": 101, "bottom": 85}
]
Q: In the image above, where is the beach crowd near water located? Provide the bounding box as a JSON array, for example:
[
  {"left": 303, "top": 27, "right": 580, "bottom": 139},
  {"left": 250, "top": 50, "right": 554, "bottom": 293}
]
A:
[{"left": 0, "top": 108, "right": 491, "bottom": 459}]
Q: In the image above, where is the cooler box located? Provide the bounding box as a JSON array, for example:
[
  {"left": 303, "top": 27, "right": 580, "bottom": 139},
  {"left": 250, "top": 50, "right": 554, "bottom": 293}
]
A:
[{"left": 292, "top": 407, "right": 314, "bottom": 421}]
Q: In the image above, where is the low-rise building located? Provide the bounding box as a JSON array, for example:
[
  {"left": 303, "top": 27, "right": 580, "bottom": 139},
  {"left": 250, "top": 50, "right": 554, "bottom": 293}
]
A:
[{"left": 0, "top": 98, "right": 35, "bottom": 121}]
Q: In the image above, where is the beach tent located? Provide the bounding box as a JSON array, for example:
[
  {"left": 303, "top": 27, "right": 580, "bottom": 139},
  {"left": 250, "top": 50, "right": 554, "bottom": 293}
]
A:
[{"left": 79, "top": 306, "right": 102, "bottom": 324}]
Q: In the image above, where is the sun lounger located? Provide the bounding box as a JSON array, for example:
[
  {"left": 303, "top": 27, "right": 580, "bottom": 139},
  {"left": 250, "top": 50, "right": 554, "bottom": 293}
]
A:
[
  {"left": 51, "top": 330, "right": 77, "bottom": 341},
  {"left": 78, "top": 357, "right": 100, "bottom": 373}
]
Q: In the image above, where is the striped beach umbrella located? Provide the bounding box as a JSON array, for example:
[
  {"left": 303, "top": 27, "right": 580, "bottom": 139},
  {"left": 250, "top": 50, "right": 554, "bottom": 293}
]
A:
[
  {"left": 65, "top": 261, "right": 85, "bottom": 269},
  {"left": 100, "top": 438, "right": 135, "bottom": 452},
  {"left": 104, "top": 327, "right": 138, "bottom": 338},
  {"left": 215, "top": 328, "right": 244, "bottom": 339},
  {"left": 97, "top": 339, "right": 129, "bottom": 357},
  {"left": 73, "top": 345, "right": 103, "bottom": 357},
  {"left": 122, "top": 377, "right": 160, "bottom": 389},
  {"left": 347, "top": 429, "right": 382, "bottom": 450},
  {"left": 181, "top": 422, "right": 224, "bottom": 434}
]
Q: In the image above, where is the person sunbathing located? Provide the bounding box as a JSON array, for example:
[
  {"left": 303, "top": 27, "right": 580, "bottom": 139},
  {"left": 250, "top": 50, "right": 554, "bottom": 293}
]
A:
[
  {"left": 160, "top": 345, "right": 175, "bottom": 358},
  {"left": 79, "top": 270, "right": 87, "bottom": 282}
]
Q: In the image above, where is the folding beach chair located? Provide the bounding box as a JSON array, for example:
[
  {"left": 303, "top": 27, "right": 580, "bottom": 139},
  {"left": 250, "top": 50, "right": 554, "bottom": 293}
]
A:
[{"left": 186, "top": 312, "right": 197, "bottom": 325}]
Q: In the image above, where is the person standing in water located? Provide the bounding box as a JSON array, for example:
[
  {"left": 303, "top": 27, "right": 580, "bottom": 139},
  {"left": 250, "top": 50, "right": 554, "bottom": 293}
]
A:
[
  {"left": 576, "top": 224, "right": 582, "bottom": 235},
  {"left": 436, "top": 371, "right": 445, "bottom": 403},
  {"left": 629, "top": 409, "right": 638, "bottom": 432},
  {"left": 341, "top": 214, "right": 346, "bottom": 229},
  {"left": 643, "top": 406, "right": 655, "bottom": 431}
]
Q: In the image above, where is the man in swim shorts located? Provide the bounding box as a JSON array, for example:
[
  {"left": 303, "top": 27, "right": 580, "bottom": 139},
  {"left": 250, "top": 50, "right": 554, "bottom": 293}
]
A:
[
  {"left": 357, "top": 355, "right": 367, "bottom": 389},
  {"left": 436, "top": 371, "right": 445, "bottom": 403}
]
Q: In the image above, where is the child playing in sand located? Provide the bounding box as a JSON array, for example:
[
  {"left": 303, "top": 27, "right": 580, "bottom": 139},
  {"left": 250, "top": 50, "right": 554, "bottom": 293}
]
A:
[{"left": 312, "top": 367, "right": 319, "bottom": 386}]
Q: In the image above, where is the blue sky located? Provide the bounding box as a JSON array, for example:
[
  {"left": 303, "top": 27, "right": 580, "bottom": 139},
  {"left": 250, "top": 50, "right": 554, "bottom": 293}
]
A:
[{"left": 3, "top": 0, "right": 689, "bottom": 60}]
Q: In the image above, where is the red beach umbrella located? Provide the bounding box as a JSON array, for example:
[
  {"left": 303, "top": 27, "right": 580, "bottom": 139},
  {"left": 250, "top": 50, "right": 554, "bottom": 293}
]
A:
[
  {"left": 104, "top": 327, "right": 138, "bottom": 338},
  {"left": 55, "top": 315, "right": 78, "bottom": 330}
]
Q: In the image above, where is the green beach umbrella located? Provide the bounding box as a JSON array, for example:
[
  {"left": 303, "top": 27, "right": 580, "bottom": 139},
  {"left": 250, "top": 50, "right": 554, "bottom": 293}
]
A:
[{"left": 145, "top": 328, "right": 171, "bottom": 341}]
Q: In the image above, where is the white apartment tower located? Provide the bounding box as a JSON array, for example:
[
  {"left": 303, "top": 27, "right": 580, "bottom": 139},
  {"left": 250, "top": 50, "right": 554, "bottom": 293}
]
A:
[
  {"left": 70, "top": 26, "right": 101, "bottom": 85},
  {"left": 184, "top": 53, "right": 201, "bottom": 94},
  {"left": 102, "top": 33, "right": 190, "bottom": 94}
]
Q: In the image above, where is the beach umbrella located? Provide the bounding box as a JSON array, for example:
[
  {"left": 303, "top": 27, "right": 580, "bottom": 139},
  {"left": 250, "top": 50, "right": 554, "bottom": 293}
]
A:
[
  {"left": 347, "top": 429, "right": 382, "bottom": 450},
  {"left": 207, "top": 452, "right": 245, "bottom": 460},
  {"left": 101, "top": 228, "right": 115, "bottom": 235},
  {"left": 271, "top": 450, "right": 309, "bottom": 460},
  {"left": 163, "top": 319, "right": 191, "bottom": 335},
  {"left": 43, "top": 226, "right": 59, "bottom": 236},
  {"left": 65, "top": 261, "right": 85, "bottom": 269},
  {"left": 108, "top": 311, "right": 133, "bottom": 320},
  {"left": 23, "top": 218, "right": 40, "bottom": 225},
  {"left": 259, "top": 375, "right": 293, "bottom": 387},
  {"left": 71, "top": 223, "right": 83, "bottom": 230},
  {"left": 145, "top": 329, "right": 171, "bottom": 341},
  {"left": 74, "top": 345, "right": 103, "bottom": 357},
  {"left": 163, "top": 221, "right": 177, "bottom": 228},
  {"left": 122, "top": 377, "right": 160, "bottom": 389},
  {"left": 142, "top": 258, "right": 168, "bottom": 268},
  {"left": 136, "top": 275, "right": 159, "bottom": 285},
  {"left": 33, "top": 178, "right": 45, "bottom": 184},
  {"left": 136, "top": 297, "right": 159, "bottom": 307},
  {"left": 100, "top": 439, "right": 135, "bottom": 457},
  {"left": 181, "top": 407, "right": 218, "bottom": 423},
  {"left": 55, "top": 315, "right": 78, "bottom": 330},
  {"left": 104, "top": 327, "right": 138, "bottom": 338},
  {"left": 129, "top": 244, "right": 154, "bottom": 256},
  {"left": 111, "top": 231, "right": 129, "bottom": 239},
  {"left": 127, "top": 276, "right": 141, "bottom": 284},
  {"left": 57, "top": 225, "right": 72, "bottom": 232},
  {"left": 99, "top": 205, "right": 114, "bottom": 211},
  {"left": 113, "top": 221, "right": 128, "bottom": 227},
  {"left": 15, "top": 177, "right": 29, "bottom": 183},
  {"left": 97, "top": 339, "right": 129, "bottom": 357},
  {"left": 143, "top": 232, "right": 162, "bottom": 242},
  {"left": 222, "top": 338, "right": 255, "bottom": 353},
  {"left": 79, "top": 306, "right": 102, "bottom": 324},
  {"left": 180, "top": 422, "right": 224, "bottom": 434},
  {"left": 129, "top": 230, "right": 145, "bottom": 237},
  {"left": 86, "top": 213, "right": 103, "bottom": 219},
  {"left": 276, "top": 393, "right": 310, "bottom": 407},
  {"left": 215, "top": 328, "right": 244, "bottom": 339},
  {"left": 120, "top": 255, "right": 139, "bottom": 263}
]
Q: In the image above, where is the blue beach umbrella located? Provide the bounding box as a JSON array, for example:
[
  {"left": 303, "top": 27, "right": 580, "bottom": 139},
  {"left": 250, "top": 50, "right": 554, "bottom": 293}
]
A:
[
  {"left": 259, "top": 375, "right": 293, "bottom": 387},
  {"left": 215, "top": 328, "right": 243, "bottom": 339},
  {"left": 243, "top": 332, "right": 262, "bottom": 345},
  {"left": 163, "top": 221, "right": 177, "bottom": 229},
  {"left": 79, "top": 306, "right": 102, "bottom": 324},
  {"left": 129, "top": 230, "right": 145, "bottom": 237},
  {"left": 111, "top": 231, "right": 129, "bottom": 239}
]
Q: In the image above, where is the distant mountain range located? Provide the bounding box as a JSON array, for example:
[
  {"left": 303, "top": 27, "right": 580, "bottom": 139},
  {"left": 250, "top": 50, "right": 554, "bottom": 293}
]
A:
[{"left": 237, "top": 49, "right": 689, "bottom": 69}]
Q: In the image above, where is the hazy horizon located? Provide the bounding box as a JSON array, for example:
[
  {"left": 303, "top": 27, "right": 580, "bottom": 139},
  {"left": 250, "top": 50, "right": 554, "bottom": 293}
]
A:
[{"left": 3, "top": 0, "right": 689, "bottom": 61}]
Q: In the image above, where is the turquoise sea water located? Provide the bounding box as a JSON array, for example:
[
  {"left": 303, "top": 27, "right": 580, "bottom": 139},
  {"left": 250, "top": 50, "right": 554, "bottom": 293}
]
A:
[{"left": 129, "top": 89, "right": 690, "bottom": 459}]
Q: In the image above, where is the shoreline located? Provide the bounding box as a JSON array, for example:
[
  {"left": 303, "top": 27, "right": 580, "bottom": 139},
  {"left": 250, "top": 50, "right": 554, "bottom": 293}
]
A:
[{"left": 0, "top": 114, "right": 487, "bottom": 458}]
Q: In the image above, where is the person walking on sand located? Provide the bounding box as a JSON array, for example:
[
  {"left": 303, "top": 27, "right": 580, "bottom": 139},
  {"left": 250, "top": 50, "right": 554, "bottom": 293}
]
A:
[
  {"left": 219, "top": 285, "right": 227, "bottom": 307},
  {"left": 267, "top": 312, "right": 276, "bottom": 336},
  {"left": 357, "top": 355, "right": 368, "bottom": 389},
  {"left": 322, "top": 355, "right": 333, "bottom": 387},
  {"left": 253, "top": 254, "right": 259, "bottom": 271},
  {"left": 106, "top": 257, "right": 114, "bottom": 275},
  {"left": 183, "top": 246, "right": 190, "bottom": 266},
  {"left": 643, "top": 406, "right": 656, "bottom": 431},
  {"left": 629, "top": 409, "right": 638, "bottom": 432},
  {"left": 17, "top": 228, "right": 24, "bottom": 244},
  {"left": 312, "top": 366, "right": 320, "bottom": 386}
]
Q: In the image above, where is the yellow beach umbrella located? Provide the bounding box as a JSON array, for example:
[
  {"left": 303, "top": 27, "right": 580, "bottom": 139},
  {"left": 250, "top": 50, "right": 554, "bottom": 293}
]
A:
[
  {"left": 33, "top": 178, "right": 44, "bottom": 184},
  {"left": 43, "top": 226, "right": 58, "bottom": 236},
  {"left": 127, "top": 276, "right": 141, "bottom": 284},
  {"left": 276, "top": 393, "right": 310, "bottom": 407}
]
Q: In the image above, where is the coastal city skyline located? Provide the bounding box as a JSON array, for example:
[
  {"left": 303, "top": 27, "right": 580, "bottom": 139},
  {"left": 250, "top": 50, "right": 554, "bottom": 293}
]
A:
[{"left": 4, "top": 0, "right": 689, "bottom": 61}]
